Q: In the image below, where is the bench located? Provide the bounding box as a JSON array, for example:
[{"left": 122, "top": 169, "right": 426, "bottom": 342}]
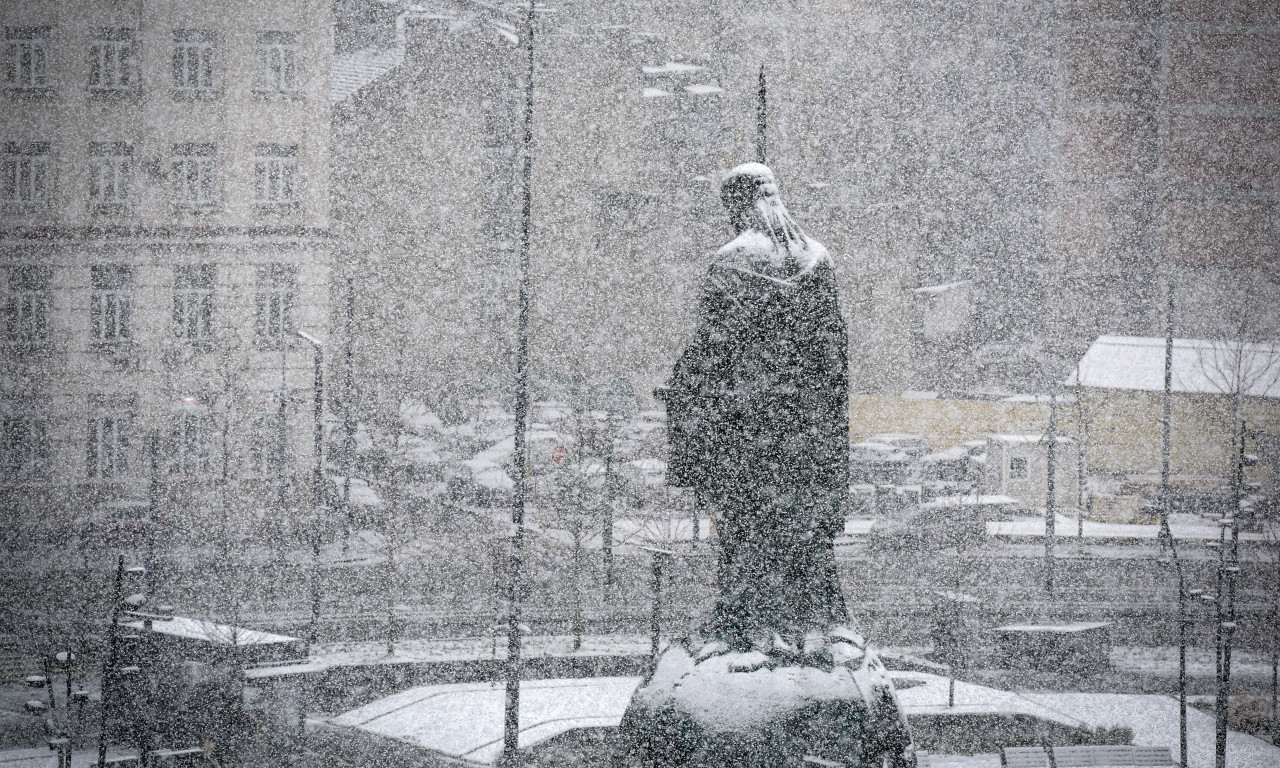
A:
[{"left": 1051, "top": 745, "right": 1175, "bottom": 767}]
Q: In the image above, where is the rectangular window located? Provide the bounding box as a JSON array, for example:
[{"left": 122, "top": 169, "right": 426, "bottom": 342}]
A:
[
  {"left": 90, "top": 265, "right": 133, "bottom": 342},
  {"left": 247, "top": 405, "right": 286, "bottom": 477},
  {"left": 3, "top": 28, "right": 50, "bottom": 90},
  {"left": 89, "top": 142, "right": 132, "bottom": 213},
  {"left": 171, "top": 143, "right": 217, "bottom": 209},
  {"left": 2, "top": 142, "right": 51, "bottom": 210},
  {"left": 3, "top": 266, "right": 51, "bottom": 344},
  {"left": 1009, "top": 456, "right": 1028, "bottom": 480},
  {"left": 253, "top": 144, "right": 298, "bottom": 208},
  {"left": 87, "top": 395, "right": 134, "bottom": 480},
  {"left": 1, "top": 413, "right": 50, "bottom": 482},
  {"left": 254, "top": 263, "right": 296, "bottom": 341},
  {"left": 172, "top": 30, "right": 216, "bottom": 96},
  {"left": 173, "top": 264, "right": 214, "bottom": 340},
  {"left": 169, "top": 408, "right": 215, "bottom": 477},
  {"left": 88, "top": 29, "right": 136, "bottom": 92},
  {"left": 255, "top": 32, "right": 298, "bottom": 94}
]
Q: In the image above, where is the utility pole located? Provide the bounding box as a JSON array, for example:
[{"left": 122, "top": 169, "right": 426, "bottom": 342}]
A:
[
  {"left": 1156, "top": 280, "right": 1190, "bottom": 768},
  {"left": 97, "top": 556, "right": 124, "bottom": 768},
  {"left": 277, "top": 333, "right": 290, "bottom": 551},
  {"left": 1045, "top": 391, "right": 1057, "bottom": 598},
  {"left": 145, "top": 432, "right": 159, "bottom": 600},
  {"left": 502, "top": 3, "right": 537, "bottom": 765},
  {"left": 1216, "top": 419, "right": 1245, "bottom": 768},
  {"left": 755, "top": 65, "right": 767, "bottom": 165},
  {"left": 297, "top": 330, "right": 325, "bottom": 648},
  {"left": 343, "top": 276, "right": 356, "bottom": 548}
]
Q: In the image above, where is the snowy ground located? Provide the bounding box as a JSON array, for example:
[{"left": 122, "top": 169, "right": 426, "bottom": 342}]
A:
[
  {"left": 0, "top": 746, "right": 142, "bottom": 768},
  {"left": 324, "top": 669, "right": 1280, "bottom": 768},
  {"left": 987, "top": 513, "right": 1279, "bottom": 543},
  {"left": 246, "top": 634, "right": 654, "bottom": 679}
]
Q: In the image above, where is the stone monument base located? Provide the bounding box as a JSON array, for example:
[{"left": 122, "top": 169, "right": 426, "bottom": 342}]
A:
[{"left": 615, "top": 625, "right": 915, "bottom": 768}]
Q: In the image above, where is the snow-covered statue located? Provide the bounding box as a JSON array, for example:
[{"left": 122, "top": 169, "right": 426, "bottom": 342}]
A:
[{"left": 617, "top": 164, "right": 914, "bottom": 768}]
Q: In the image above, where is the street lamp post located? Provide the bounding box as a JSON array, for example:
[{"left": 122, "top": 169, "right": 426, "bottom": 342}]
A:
[{"left": 297, "top": 330, "right": 325, "bottom": 648}]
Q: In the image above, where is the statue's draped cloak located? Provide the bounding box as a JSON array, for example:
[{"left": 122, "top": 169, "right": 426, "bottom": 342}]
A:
[{"left": 663, "top": 238, "right": 851, "bottom": 647}]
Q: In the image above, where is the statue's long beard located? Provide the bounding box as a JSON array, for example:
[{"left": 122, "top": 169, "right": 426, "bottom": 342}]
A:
[{"left": 748, "top": 197, "right": 806, "bottom": 260}]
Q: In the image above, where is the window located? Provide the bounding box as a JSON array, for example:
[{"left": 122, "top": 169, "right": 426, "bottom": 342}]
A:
[
  {"left": 90, "top": 265, "right": 133, "bottom": 342},
  {"left": 87, "top": 395, "right": 134, "bottom": 480},
  {"left": 171, "top": 143, "right": 217, "bottom": 209},
  {"left": 247, "top": 406, "right": 286, "bottom": 477},
  {"left": 1, "top": 412, "right": 50, "bottom": 482},
  {"left": 254, "top": 264, "right": 295, "bottom": 341},
  {"left": 3, "top": 266, "right": 51, "bottom": 345},
  {"left": 168, "top": 406, "right": 216, "bottom": 477},
  {"left": 173, "top": 264, "right": 214, "bottom": 340},
  {"left": 89, "top": 142, "right": 132, "bottom": 213},
  {"left": 253, "top": 144, "right": 298, "bottom": 208},
  {"left": 1009, "top": 457, "right": 1028, "bottom": 480},
  {"left": 255, "top": 32, "right": 298, "bottom": 95},
  {"left": 3, "top": 28, "right": 50, "bottom": 91},
  {"left": 2, "top": 142, "right": 51, "bottom": 210},
  {"left": 88, "top": 29, "right": 136, "bottom": 92},
  {"left": 172, "top": 30, "right": 216, "bottom": 96}
]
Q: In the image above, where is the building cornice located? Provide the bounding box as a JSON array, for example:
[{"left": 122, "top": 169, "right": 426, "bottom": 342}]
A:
[{"left": 0, "top": 226, "right": 335, "bottom": 245}]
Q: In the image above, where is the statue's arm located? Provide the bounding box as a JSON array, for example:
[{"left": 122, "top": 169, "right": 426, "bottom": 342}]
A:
[{"left": 664, "top": 267, "right": 738, "bottom": 488}]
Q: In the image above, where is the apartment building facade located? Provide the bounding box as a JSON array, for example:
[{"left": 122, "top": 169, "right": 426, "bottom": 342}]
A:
[{"left": 0, "top": 0, "right": 332, "bottom": 538}]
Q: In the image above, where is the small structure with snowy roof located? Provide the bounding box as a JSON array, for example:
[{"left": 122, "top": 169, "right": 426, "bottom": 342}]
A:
[
  {"left": 1066, "top": 335, "right": 1280, "bottom": 486},
  {"left": 982, "top": 434, "right": 1080, "bottom": 511},
  {"left": 1067, "top": 335, "right": 1280, "bottom": 399},
  {"left": 122, "top": 616, "right": 307, "bottom": 666}
]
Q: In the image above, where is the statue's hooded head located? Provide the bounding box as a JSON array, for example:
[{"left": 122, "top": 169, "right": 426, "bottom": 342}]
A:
[{"left": 720, "top": 163, "right": 809, "bottom": 262}]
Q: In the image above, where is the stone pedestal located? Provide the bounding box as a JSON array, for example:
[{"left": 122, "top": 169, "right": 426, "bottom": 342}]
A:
[{"left": 615, "top": 626, "right": 915, "bottom": 768}]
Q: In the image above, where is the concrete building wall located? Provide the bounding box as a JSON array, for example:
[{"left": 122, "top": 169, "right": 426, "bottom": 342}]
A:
[
  {"left": 1052, "top": 0, "right": 1280, "bottom": 345},
  {"left": 1, "top": 0, "right": 333, "bottom": 534},
  {"left": 1078, "top": 387, "right": 1280, "bottom": 483}
]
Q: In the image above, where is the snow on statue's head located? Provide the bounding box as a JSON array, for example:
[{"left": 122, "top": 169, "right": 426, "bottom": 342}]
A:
[{"left": 720, "top": 163, "right": 821, "bottom": 271}]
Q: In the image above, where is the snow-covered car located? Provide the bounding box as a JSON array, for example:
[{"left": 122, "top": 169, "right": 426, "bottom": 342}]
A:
[
  {"left": 849, "top": 441, "right": 912, "bottom": 485},
  {"left": 915, "top": 444, "right": 983, "bottom": 484},
  {"left": 865, "top": 433, "right": 932, "bottom": 459}
]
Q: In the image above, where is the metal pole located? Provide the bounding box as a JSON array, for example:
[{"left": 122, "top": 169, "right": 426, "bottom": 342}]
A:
[
  {"left": 277, "top": 334, "right": 289, "bottom": 549},
  {"left": 502, "top": 4, "right": 536, "bottom": 765},
  {"left": 146, "top": 432, "right": 159, "bottom": 601},
  {"left": 1213, "top": 514, "right": 1228, "bottom": 768},
  {"left": 1045, "top": 392, "right": 1057, "bottom": 598},
  {"left": 312, "top": 342, "right": 324, "bottom": 646},
  {"left": 1157, "top": 279, "right": 1188, "bottom": 768},
  {"left": 755, "top": 64, "right": 767, "bottom": 165},
  {"left": 343, "top": 276, "right": 356, "bottom": 547},
  {"left": 651, "top": 552, "right": 665, "bottom": 658},
  {"left": 97, "top": 555, "right": 125, "bottom": 768},
  {"left": 1217, "top": 419, "right": 1245, "bottom": 768}
]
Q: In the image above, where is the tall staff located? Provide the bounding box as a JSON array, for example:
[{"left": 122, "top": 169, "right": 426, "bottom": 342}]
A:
[
  {"left": 756, "top": 65, "right": 767, "bottom": 164},
  {"left": 502, "top": 2, "right": 537, "bottom": 765}
]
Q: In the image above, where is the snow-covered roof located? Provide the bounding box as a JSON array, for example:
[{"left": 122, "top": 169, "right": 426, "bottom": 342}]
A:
[
  {"left": 921, "top": 494, "right": 1021, "bottom": 509},
  {"left": 642, "top": 62, "right": 704, "bottom": 75},
  {"left": 987, "top": 434, "right": 1074, "bottom": 444},
  {"left": 122, "top": 616, "right": 300, "bottom": 646},
  {"left": 912, "top": 279, "right": 971, "bottom": 296},
  {"left": 1067, "top": 335, "right": 1280, "bottom": 399},
  {"left": 331, "top": 46, "right": 403, "bottom": 104},
  {"left": 684, "top": 84, "right": 723, "bottom": 95},
  {"left": 641, "top": 87, "right": 673, "bottom": 98}
]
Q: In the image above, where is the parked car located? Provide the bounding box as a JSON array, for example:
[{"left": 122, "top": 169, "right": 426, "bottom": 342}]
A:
[
  {"left": 915, "top": 442, "right": 985, "bottom": 484},
  {"left": 849, "top": 441, "right": 913, "bottom": 485},
  {"left": 865, "top": 433, "right": 932, "bottom": 459}
]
